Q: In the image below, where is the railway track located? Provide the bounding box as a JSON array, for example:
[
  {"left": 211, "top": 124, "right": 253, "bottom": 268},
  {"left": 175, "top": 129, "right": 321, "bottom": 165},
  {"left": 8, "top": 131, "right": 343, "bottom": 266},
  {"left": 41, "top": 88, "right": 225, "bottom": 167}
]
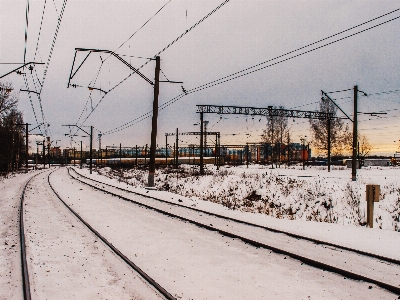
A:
[
  {"left": 18, "top": 169, "right": 176, "bottom": 299},
  {"left": 67, "top": 167, "right": 400, "bottom": 296},
  {"left": 19, "top": 173, "right": 39, "bottom": 300}
]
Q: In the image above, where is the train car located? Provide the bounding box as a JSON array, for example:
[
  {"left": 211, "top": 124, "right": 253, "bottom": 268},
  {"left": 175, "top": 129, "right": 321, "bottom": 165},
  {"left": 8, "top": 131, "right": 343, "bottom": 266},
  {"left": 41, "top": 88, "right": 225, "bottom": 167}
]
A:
[{"left": 87, "top": 157, "right": 223, "bottom": 166}]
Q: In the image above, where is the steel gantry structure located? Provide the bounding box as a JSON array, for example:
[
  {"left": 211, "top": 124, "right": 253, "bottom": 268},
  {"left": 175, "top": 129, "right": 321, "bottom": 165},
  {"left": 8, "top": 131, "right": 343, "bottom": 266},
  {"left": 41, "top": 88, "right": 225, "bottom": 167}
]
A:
[
  {"left": 196, "top": 104, "right": 333, "bottom": 175},
  {"left": 165, "top": 129, "right": 221, "bottom": 169},
  {"left": 196, "top": 105, "right": 332, "bottom": 119}
]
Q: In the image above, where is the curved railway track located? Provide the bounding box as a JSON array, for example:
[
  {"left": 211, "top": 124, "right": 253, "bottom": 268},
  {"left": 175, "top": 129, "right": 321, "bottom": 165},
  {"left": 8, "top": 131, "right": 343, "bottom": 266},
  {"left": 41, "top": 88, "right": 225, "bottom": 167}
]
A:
[
  {"left": 19, "top": 173, "right": 39, "bottom": 300},
  {"left": 67, "top": 167, "right": 400, "bottom": 296},
  {"left": 19, "top": 169, "right": 176, "bottom": 300}
]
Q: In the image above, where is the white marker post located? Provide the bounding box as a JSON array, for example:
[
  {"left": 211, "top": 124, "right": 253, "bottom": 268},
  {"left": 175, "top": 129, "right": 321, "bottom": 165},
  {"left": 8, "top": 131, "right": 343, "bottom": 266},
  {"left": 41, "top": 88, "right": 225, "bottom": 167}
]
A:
[{"left": 366, "top": 184, "right": 380, "bottom": 228}]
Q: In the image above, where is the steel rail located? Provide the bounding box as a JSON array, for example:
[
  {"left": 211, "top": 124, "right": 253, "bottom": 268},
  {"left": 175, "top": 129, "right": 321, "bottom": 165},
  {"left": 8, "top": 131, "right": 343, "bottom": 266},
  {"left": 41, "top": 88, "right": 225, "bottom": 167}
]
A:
[
  {"left": 67, "top": 167, "right": 400, "bottom": 296},
  {"left": 47, "top": 170, "right": 176, "bottom": 300},
  {"left": 20, "top": 173, "right": 42, "bottom": 300},
  {"left": 68, "top": 167, "right": 400, "bottom": 265}
]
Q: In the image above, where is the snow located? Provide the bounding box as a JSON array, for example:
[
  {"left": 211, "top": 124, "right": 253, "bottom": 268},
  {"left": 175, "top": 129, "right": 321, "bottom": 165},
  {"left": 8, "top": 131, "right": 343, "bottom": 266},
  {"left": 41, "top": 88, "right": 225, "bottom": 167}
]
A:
[
  {"left": 24, "top": 172, "right": 162, "bottom": 299},
  {"left": 89, "top": 164, "right": 400, "bottom": 259},
  {"left": 1, "top": 164, "right": 399, "bottom": 299},
  {"left": 0, "top": 172, "right": 33, "bottom": 300}
]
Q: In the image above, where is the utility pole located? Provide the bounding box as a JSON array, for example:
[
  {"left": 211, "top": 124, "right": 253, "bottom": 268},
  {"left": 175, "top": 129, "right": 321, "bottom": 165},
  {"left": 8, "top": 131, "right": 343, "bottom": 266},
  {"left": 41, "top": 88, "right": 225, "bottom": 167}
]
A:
[
  {"left": 47, "top": 137, "right": 51, "bottom": 168},
  {"left": 175, "top": 128, "right": 179, "bottom": 169},
  {"left": 327, "top": 117, "right": 331, "bottom": 172},
  {"left": 36, "top": 143, "right": 39, "bottom": 169},
  {"left": 148, "top": 56, "right": 160, "bottom": 187},
  {"left": 204, "top": 121, "right": 209, "bottom": 156},
  {"left": 302, "top": 138, "right": 305, "bottom": 170},
  {"left": 25, "top": 123, "right": 28, "bottom": 172},
  {"left": 90, "top": 126, "right": 93, "bottom": 174},
  {"left": 271, "top": 119, "right": 274, "bottom": 169},
  {"left": 165, "top": 135, "right": 168, "bottom": 166},
  {"left": 42, "top": 141, "right": 45, "bottom": 168},
  {"left": 217, "top": 133, "right": 220, "bottom": 170},
  {"left": 80, "top": 141, "right": 83, "bottom": 169},
  {"left": 200, "top": 112, "right": 204, "bottom": 175},
  {"left": 135, "top": 145, "right": 138, "bottom": 166},
  {"left": 215, "top": 134, "right": 218, "bottom": 167},
  {"left": 246, "top": 143, "right": 249, "bottom": 168},
  {"left": 192, "top": 145, "right": 195, "bottom": 165},
  {"left": 70, "top": 51, "right": 180, "bottom": 185},
  {"left": 287, "top": 132, "right": 290, "bottom": 167},
  {"left": 352, "top": 86, "right": 358, "bottom": 181},
  {"left": 173, "top": 143, "right": 176, "bottom": 165},
  {"left": 145, "top": 144, "right": 148, "bottom": 165},
  {"left": 98, "top": 133, "right": 102, "bottom": 165}
]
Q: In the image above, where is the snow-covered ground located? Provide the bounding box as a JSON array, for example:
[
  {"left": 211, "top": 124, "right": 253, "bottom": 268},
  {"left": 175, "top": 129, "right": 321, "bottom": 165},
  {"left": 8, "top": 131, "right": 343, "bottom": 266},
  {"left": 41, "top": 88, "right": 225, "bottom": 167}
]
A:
[
  {"left": 83, "top": 164, "right": 400, "bottom": 261},
  {"left": 0, "top": 172, "right": 34, "bottom": 300},
  {"left": 97, "top": 164, "right": 400, "bottom": 232},
  {"left": 24, "top": 170, "right": 163, "bottom": 299},
  {"left": 1, "top": 165, "right": 399, "bottom": 299}
]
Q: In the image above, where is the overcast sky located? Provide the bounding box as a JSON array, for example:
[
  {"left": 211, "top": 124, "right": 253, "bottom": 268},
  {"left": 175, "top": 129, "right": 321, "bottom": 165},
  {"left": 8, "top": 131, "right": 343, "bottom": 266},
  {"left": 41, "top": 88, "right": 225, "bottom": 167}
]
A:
[{"left": 1, "top": 0, "right": 400, "bottom": 155}]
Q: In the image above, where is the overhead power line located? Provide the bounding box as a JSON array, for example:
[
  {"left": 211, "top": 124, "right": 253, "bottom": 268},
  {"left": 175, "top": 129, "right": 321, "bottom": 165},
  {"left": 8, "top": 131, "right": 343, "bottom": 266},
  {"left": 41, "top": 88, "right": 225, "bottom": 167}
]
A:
[
  {"left": 103, "top": 10, "right": 400, "bottom": 135},
  {"left": 33, "top": 0, "right": 47, "bottom": 62},
  {"left": 40, "top": 0, "right": 68, "bottom": 92},
  {"left": 22, "top": 74, "right": 41, "bottom": 133},
  {"left": 186, "top": 15, "right": 400, "bottom": 95},
  {"left": 70, "top": 0, "right": 171, "bottom": 135},
  {"left": 106, "top": 0, "right": 172, "bottom": 61},
  {"left": 36, "top": 0, "right": 68, "bottom": 135},
  {"left": 74, "top": 0, "right": 232, "bottom": 130},
  {"left": 23, "top": 0, "right": 30, "bottom": 64}
]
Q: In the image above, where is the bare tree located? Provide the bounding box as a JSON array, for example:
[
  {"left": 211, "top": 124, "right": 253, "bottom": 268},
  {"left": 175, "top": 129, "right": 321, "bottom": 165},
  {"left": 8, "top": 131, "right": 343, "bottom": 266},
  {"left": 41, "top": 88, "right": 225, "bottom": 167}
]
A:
[
  {"left": 261, "top": 106, "right": 290, "bottom": 165},
  {"left": 309, "top": 96, "right": 350, "bottom": 157},
  {"left": 0, "top": 82, "right": 24, "bottom": 174},
  {"left": 0, "top": 82, "right": 18, "bottom": 118},
  {"left": 356, "top": 133, "right": 373, "bottom": 168},
  {"left": 358, "top": 134, "right": 372, "bottom": 157}
]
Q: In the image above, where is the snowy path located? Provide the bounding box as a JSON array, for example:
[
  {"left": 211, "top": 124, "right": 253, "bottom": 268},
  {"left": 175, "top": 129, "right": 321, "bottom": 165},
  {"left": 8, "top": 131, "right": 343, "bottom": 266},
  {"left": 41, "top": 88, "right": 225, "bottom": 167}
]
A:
[
  {"left": 48, "top": 167, "right": 396, "bottom": 299},
  {"left": 0, "top": 172, "right": 35, "bottom": 300},
  {"left": 22, "top": 169, "right": 164, "bottom": 299}
]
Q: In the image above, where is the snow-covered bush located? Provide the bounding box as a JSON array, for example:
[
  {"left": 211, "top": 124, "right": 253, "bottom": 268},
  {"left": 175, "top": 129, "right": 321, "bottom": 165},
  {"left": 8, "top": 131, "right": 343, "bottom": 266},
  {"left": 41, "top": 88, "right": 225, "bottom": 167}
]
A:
[{"left": 95, "top": 165, "right": 400, "bottom": 231}]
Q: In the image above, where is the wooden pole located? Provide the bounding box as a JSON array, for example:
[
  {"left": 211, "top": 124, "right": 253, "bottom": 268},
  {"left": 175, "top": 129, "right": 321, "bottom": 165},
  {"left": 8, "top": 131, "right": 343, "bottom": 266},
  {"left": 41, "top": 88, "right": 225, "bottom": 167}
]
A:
[
  {"left": 352, "top": 85, "right": 358, "bottom": 181},
  {"left": 200, "top": 112, "right": 204, "bottom": 175},
  {"left": 175, "top": 128, "right": 179, "bottom": 169},
  {"left": 148, "top": 56, "right": 160, "bottom": 187}
]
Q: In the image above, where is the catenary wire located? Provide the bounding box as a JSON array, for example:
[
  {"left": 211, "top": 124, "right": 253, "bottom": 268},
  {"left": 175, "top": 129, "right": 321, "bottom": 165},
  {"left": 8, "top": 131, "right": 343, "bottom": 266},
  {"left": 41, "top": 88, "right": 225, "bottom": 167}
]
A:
[
  {"left": 74, "top": 0, "right": 232, "bottom": 130},
  {"left": 23, "top": 0, "right": 30, "bottom": 64},
  {"left": 103, "top": 0, "right": 172, "bottom": 63},
  {"left": 71, "top": 0, "right": 172, "bottom": 135},
  {"left": 36, "top": 0, "right": 68, "bottom": 135},
  {"left": 33, "top": 0, "right": 47, "bottom": 63},
  {"left": 103, "top": 13, "right": 400, "bottom": 135}
]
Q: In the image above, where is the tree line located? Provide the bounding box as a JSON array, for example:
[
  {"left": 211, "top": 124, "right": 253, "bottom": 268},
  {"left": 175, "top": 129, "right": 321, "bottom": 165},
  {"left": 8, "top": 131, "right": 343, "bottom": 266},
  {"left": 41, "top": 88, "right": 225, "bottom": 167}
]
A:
[{"left": 0, "top": 81, "right": 25, "bottom": 174}]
